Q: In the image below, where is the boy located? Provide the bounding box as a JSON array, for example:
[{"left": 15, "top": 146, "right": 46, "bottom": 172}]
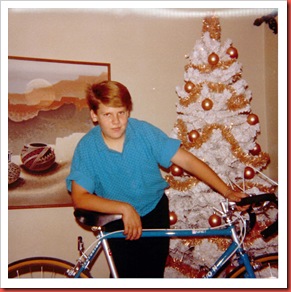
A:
[{"left": 66, "top": 80, "right": 246, "bottom": 278}]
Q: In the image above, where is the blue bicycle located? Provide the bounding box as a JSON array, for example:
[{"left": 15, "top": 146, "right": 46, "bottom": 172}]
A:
[{"left": 8, "top": 193, "right": 278, "bottom": 278}]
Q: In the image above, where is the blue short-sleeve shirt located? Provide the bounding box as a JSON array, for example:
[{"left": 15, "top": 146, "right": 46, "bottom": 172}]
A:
[{"left": 66, "top": 118, "right": 181, "bottom": 216}]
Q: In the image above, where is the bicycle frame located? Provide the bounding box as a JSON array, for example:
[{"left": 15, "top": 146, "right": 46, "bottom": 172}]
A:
[
  {"left": 70, "top": 193, "right": 278, "bottom": 279},
  {"left": 71, "top": 224, "right": 255, "bottom": 279}
]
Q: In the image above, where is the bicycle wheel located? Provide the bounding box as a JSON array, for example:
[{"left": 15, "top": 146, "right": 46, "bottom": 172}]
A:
[
  {"left": 227, "top": 253, "right": 278, "bottom": 278},
  {"left": 8, "top": 257, "right": 92, "bottom": 278}
]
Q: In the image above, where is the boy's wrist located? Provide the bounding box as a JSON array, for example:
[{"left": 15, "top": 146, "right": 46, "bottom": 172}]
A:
[
  {"left": 119, "top": 202, "right": 133, "bottom": 215},
  {"left": 223, "top": 188, "right": 233, "bottom": 199}
]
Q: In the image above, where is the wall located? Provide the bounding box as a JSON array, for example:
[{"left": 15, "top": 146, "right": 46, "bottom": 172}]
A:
[
  {"left": 265, "top": 23, "right": 279, "bottom": 181},
  {"left": 8, "top": 207, "right": 109, "bottom": 277},
  {"left": 7, "top": 8, "right": 278, "bottom": 278}
]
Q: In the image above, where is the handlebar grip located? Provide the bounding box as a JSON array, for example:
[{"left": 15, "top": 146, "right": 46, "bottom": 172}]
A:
[
  {"left": 261, "top": 220, "right": 278, "bottom": 239},
  {"left": 236, "top": 193, "right": 277, "bottom": 206}
]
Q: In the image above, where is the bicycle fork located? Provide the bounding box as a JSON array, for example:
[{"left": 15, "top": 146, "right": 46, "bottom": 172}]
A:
[
  {"left": 230, "top": 223, "right": 256, "bottom": 278},
  {"left": 203, "top": 225, "right": 256, "bottom": 278}
]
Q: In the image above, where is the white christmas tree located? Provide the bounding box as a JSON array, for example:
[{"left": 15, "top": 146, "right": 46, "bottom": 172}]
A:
[{"left": 164, "top": 16, "right": 278, "bottom": 278}]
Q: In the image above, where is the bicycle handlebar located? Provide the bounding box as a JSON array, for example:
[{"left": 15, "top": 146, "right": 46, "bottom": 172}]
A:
[
  {"left": 236, "top": 193, "right": 278, "bottom": 239},
  {"left": 236, "top": 193, "right": 277, "bottom": 207}
]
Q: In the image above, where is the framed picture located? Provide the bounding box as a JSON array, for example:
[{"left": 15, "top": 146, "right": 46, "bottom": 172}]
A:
[{"left": 8, "top": 56, "right": 111, "bottom": 209}]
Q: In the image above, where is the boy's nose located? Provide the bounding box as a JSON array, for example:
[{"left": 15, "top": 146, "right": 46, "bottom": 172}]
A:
[{"left": 111, "top": 114, "right": 120, "bottom": 124}]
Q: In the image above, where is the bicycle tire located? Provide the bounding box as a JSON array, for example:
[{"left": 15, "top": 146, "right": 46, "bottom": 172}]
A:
[
  {"left": 8, "top": 256, "right": 92, "bottom": 278},
  {"left": 226, "top": 253, "right": 278, "bottom": 278}
]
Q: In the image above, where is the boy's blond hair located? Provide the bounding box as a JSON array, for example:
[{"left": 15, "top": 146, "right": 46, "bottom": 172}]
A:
[{"left": 86, "top": 81, "right": 133, "bottom": 112}]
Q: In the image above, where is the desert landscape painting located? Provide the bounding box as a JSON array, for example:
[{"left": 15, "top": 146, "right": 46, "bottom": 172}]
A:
[{"left": 8, "top": 56, "right": 110, "bottom": 208}]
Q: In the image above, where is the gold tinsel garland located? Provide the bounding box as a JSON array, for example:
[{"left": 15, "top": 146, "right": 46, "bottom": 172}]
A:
[
  {"left": 165, "top": 119, "right": 271, "bottom": 191},
  {"left": 176, "top": 119, "right": 270, "bottom": 167},
  {"left": 185, "top": 59, "right": 236, "bottom": 74},
  {"left": 165, "top": 174, "right": 275, "bottom": 193},
  {"left": 179, "top": 81, "right": 249, "bottom": 111},
  {"left": 165, "top": 175, "right": 199, "bottom": 191},
  {"left": 202, "top": 16, "right": 221, "bottom": 41},
  {"left": 227, "top": 93, "right": 249, "bottom": 111}
]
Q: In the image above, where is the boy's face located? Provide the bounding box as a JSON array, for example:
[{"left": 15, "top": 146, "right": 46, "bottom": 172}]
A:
[{"left": 90, "top": 103, "right": 129, "bottom": 142}]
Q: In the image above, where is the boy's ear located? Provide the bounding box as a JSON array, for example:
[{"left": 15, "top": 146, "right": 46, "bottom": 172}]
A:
[{"left": 90, "top": 110, "right": 98, "bottom": 122}]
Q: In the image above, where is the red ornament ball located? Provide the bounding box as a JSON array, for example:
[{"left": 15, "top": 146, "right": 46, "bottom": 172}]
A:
[
  {"left": 188, "top": 130, "right": 200, "bottom": 142},
  {"left": 208, "top": 52, "right": 219, "bottom": 65},
  {"left": 247, "top": 114, "right": 259, "bottom": 125},
  {"left": 170, "top": 164, "right": 183, "bottom": 176},
  {"left": 208, "top": 214, "right": 222, "bottom": 227},
  {"left": 244, "top": 166, "right": 255, "bottom": 179},
  {"left": 169, "top": 211, "right": 178, "bottom": 225},
  {"left": 226, "top": 46, "right": 238, "bottom": 59},
  {"left": 184, "top": 81, "right": 195, "bottom": 93},
  {"left": 249, "top": 143, "right": 261, "bottom": 156},
  {"left": 202, "top": 98, "right": 213, "bottom": 111}
]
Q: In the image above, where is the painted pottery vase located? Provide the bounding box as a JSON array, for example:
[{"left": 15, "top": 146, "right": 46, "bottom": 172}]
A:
[
  {"left": 21, "top": 143, "right": 56, "bottom": 172},
  {"left": 8, "top": 151, "right": 21, "bottom": 184}
]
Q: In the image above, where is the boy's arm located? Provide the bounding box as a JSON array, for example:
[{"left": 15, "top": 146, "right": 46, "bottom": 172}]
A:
[
  {"left": 171, "top": 148, "right": 246, "bottom": 202},
  {"left": 71, "top": 181, "right": 142, "bottom": 240}
]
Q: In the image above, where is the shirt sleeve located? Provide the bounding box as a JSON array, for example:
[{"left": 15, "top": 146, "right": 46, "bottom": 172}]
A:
[
  {"left": 142, "top": 121, "right": 181, "bottom": 168},
  {"left": 66, "top": 139, "right": 96, "bottom": 194},
  {"left": 160, "top": 137, "right": 181, "bottom": 168}
]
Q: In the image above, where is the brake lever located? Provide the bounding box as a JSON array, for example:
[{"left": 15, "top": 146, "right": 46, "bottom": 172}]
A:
[{"left": 228, "top": 201, "right": 236, "bottom": 210}]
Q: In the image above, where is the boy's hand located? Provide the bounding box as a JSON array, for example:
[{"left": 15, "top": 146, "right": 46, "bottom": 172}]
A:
[
  {"left": 225, "top": 190, "right": 250, "bottom": 212},
  {"left": 121, "top": 204, "right": 142, "bottom": 240}
]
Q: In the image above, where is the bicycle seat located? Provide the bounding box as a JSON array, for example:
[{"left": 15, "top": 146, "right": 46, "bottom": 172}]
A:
[{"left": 74, "top": 209, "right": 122, "bottom": 227}]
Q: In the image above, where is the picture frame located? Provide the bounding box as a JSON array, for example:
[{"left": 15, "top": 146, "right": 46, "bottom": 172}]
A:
[{"left": 8, "top": 56, "right": 111, "bottom": 209}]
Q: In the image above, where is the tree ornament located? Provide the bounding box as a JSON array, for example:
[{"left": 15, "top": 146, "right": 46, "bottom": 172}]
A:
[
  {"left": 208, "top": 52, "right": 219, "bottom": 66},
  {"left": 184, "top": 81, "right": 195, "bottom": 93},
  {"left": 208, "top": 214, "right": 222, "bottom": 227},
  {"left": 247, "top": 113, "right": 259, "bottom": 125},
  {"left": 169, "top": 211, "right": 178, "bottom": 225},
  {"left": 188, "top": 130, "right": 200, "bottom": 142},
  {"left": 170, "top": 164, "right": 184, "bottom": 176},
  {"left": 202, "top": 98, "right": 213, "bottom": 111},
  {"left": 226, "top": 46, "right": 238, "bottom": 59},
  {"left": 244, "top": 166, "right": 255, "bottom": 179},
  {"left": 250, "top": 143, "right": 261, "bottom": 156}
]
